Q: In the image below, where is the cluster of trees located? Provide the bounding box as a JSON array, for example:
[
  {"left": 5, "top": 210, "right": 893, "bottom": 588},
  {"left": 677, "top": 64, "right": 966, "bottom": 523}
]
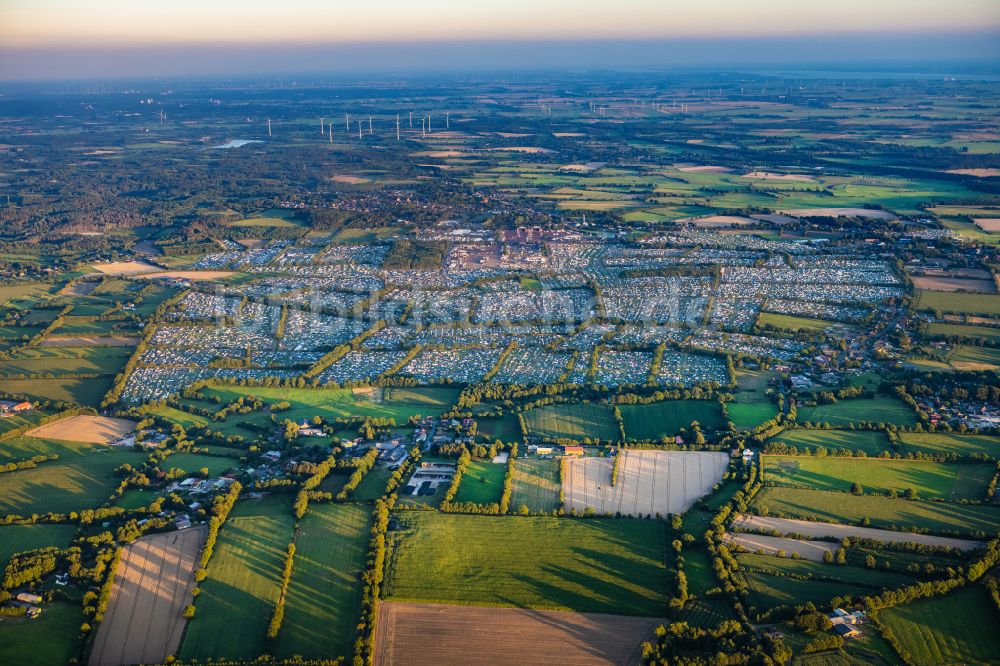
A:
[
  {"left": 294, "top": 453, "right": 339, "bottom": 518},
  {"left": 336, "top": 448, "right": 378, "bottom": 501},
  {"left": 196, "top": 481, "right": 242, "bottom": 571}
]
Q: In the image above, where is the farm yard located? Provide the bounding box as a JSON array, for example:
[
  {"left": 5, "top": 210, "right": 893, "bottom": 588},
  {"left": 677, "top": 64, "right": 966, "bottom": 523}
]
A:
[{"left": 562, "top": 450, "right": 729, "bottom": 516}]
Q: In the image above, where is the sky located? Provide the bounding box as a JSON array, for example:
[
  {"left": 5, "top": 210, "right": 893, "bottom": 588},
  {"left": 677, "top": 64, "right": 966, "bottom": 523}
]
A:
[{"left": 1, "top": 0, "right": 999, "bottom": 80}]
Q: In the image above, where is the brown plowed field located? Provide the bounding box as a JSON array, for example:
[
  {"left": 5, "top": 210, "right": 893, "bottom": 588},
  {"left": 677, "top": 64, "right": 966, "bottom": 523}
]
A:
[
  {"left": 89, "top": 527, "right": 205, "bottom": 666},
  {"left": 375, "top": 602, "right": 663, "bottom": 666}
]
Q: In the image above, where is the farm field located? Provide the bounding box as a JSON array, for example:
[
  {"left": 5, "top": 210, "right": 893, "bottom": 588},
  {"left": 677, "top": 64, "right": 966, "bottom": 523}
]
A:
[
  {"left": 750, "top": 486, "right": 1000, "bottom": 536},
  {"left": 0, "top": 600, "right": 82, "bottom": 666},
  {"left": 89, "top": 528, "right": 205, "bottom": 666},
  {"left": 0, "top": 376, "right": 114, "bottom": 407},
  {"left": 767, "top": 429, "right": 891, "bottom": 455},
  {"left": 453, "top": 460, "right": 507, "bottom": 504},
  {"left": 761, "top": 455, "right": 993, "bottom": 501},
  {"left": 475, "top": 415, "right": 521, "bottom": 443},
  {"left": 200, "top": 385, "right": 457, "bottom": 426},
  {"left": 384, "top": 513, "right": 668, "bottom": 615},
  {"left": 925, "top": 322, "right": 1000, "bottom": 344},
  {"left": 0, "top": 346, "right": 132, "bottom": 377},
  {"left": 619, "top": 400, "right": 725, "bottom": 441},
  {"left": 164, "top": 452, "right": 237, "bottom": 477},
  {"left": 179, "top": 496, "right": 296, "bottom": 661},
  {"left": 276, "top": 503, "right": 370, "bottom": 660},
  {"left": 728, "top": 370, "right": 777, "bottom": 431},
  {"left": 510, "top": 457, "right": 561, "bottom": 512},
  {"left": 724, "top": 532, "right": 837, "bottom": 562},
  {"left": 25, "top": 415, "right": 135, "bottom": 444},
  {"left": 730, "top": 515, "right": 983, "bottom": 551},
  {"left": 795, "top": 396, "right": 917, "bottom": 426},
  {"left": 563, "top": 450, "right": 729, "bottom": 516},
  {"left": 0, "top": 447, "right": 146, "bottom": 515},
  {"left": 522, "top": 403, "right": 619, "bottom": 442},
  {"left": 757, "top": 312, "right": 850, "bottom": 333},
  {"left": 916, "top": 290, "right": 1000, "bottom": 316},
  {"left": 897, "top": 432, "right": 999, "bottom": 459},
  {"left": 877, "top": 585, "right": 1000, "bottom": 666},
  {"left": 0, "top": 524, "right": 77, "bottom": 568},
  {"left": 375, "top": 602, "right": 662, "bottom": 666}
]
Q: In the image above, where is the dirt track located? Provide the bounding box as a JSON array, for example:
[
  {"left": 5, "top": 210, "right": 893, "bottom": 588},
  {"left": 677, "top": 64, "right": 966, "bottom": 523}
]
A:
[
  {"left": 26, "top": 415, "right": 136, "bottom": 444},
  {"left": 732, "top": 515, "right": 983, "bottom": 551},
  {"left": 375, "top": 602, "right": 664, "bottom": 666},
  {"left": 89, "top": 528, "right": 205, "bottom": 666}
]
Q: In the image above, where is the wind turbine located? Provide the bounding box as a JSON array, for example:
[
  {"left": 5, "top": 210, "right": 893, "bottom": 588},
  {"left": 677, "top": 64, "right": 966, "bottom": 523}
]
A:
[
  {"left": 427, "top": 113, "right": 432, "bottom": 133},
  {"left": 358, "top": 120, "right": 363, "bottom": 139},
  {"left": 409, "top": 111, "right": 413, "bottom": 128},
  {"left": 320, "top": 117, "right": 325, "bottom": 134},
  {"left": 158, "top": 108, "right": 165, "bottom": 124},
  {"left": 368, "top": 116, "right": 373, "bottom": 135},
  {"left": 396, "top": 114, "right": 401, "bottom": 141},
  {"left": 445, "top": 112, "right": 450, "bottom": 129},
  {"left": 267, "top": 118, "right": 272, "bottom": 137},
  {"left": 345, "top": 113, "right": 350, "bottom": 131},
  {"left": 329, "top": 123, "right": 333, "bottom": 143}
]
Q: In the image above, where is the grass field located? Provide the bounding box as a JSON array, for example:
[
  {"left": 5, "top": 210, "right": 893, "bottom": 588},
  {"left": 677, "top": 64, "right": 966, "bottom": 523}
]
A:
[
  {"left": 453, "top": 460, "right": 507, "bottom": 504},
  {"left": 179, "top": 496, "right": 296, "bottom": 661},
  {"left": 0, "top": 435, "right": 101, "bottom": 462},
  {"left": 147, "top": 405, "right": 209, "bottom": 430},
  {"left": 769, "top": 430, "right": 891, "bottom": 455},
  {"left": 758, "top": 312, "right": 851, "bottom": 332},
  {"left": 728, "top": 370, "right": 778, "bottom": 430},
  {"left": 762, "top": 456, "right": 993, "bottom": 501},
  {"left": 878, "top": 585, "right": 1000, "bottom": 666},
  {"left": 0, "top": 446, "right": 146, "bottom": 515},
  {"left": 352, "top": 465, "right": 393, "bottom": 501},
  {"left": 164, "top": 452, "right": 237, "bottom": 477},
  {"left": 916, "top": 290, "right": 1000, "bottom": 316},
  {"left": 384, "top": 513, "right": 668, "bottom": 616},
  {"left": 620, "top": 400, "right": 725, "bottom": 441},
  {"left": 510, "top": 457, "right": 560, "bottom": 512},
  {"left": 751, "top": 486, "right": 1000, "bottom": 536},
  {"left": 946, "top": 345, "right": 1000, "bottom": 371},
  {"left": 276, "top": 503, "right": 370, "bottom": 660},
  {"left": 0, "top": 346, "right": 132, "bottom": 377},
  {"left": 897, "top": 432, "right": 1000, "bottom": 459},
  {"left": 0, "top": 524, "right": 77, "bottom": 568},
  {"left": 0, "top": 376, "right": 113, "bottom": 407},
  {"left": 0, "top": 410, "right": 47, "bottom": 440},
  {"left": 522, "top": 403, "right": 619, "bottom": 441},
  {"left": 201, "top": 385, "right": 458, "bottom": 429},
  {"left": 795, "top": 396, "right": 917, "bottom": 426},
  {"left": 925, "top": 322, "right": 1000, "bottom": 345},
  {"left": 476, "top": 415, "right": 522, "bottom": 443},
  {"left": 0, "top": 600, "right": 82, "bottom": 666}
]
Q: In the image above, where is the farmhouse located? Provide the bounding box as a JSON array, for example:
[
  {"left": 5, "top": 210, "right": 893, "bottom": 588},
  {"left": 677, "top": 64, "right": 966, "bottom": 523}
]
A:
[
  {"left": 563, "top": 445, "right": 585, "bottom": 456},
  {"left": 833, "top": 624, "right": 860, "bottom": 638}
]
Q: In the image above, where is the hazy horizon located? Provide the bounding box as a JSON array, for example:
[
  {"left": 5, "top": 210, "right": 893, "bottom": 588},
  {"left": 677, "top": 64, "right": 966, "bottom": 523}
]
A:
[{"left": 1, "top": 0, "right": 999, "bottom": 82}]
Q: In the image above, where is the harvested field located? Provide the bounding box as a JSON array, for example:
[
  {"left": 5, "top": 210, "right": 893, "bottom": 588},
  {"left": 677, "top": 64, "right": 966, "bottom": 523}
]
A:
[
  {"left": 142, "top": 271, "right": 234, "bottom": 280},
  {"left": 89, "top": 527, "right": 205, "bottom": 666},
  {"left": 375, "top": 602, "right": 661, "bottom": 666},
  {"left": 563, "top": 450, "right": 728, "bottom": 516},
  {"left": 779, "top": 208, "right": 896, "bottom": 219},
  {"left": 331, "top": 174, "right": 371, "bottom": 183},
  {"left": 973, "top": 217, "right": 1000, "bottom": 232},
  {"left": 488, "top": 146, "right": 555, "bottom": 153},
  {"left": 731, "top": 515, "right": 983, "bottom": 551},
  {"left": 675, "top": 164, "right": 731, "bottom": 173},
  {"left": 743, "top": 171, "right": 815, "bottom": 182},
  {"left": 723, "top": 533, "right": 836, "bottom": 562},
  {"left": 91, "top": 261, "right": 159, "bottom": 275},
  {"left": 682, "top": 215, "right": 757, "bottom": 227},
  {"left": 58, "top": 281, "right": 98, "bottom": 297},
  {"left": 911, "top": 275, "right": 996, "bottom": 293},
  {"left": 38, "top": 335, "right": 140, "bottom": 347},
  {"left": 946, "top": 168, "right": 1000, "bottom": 177},
  {"left": 26, "top": 415, "right": 136, "bottom": 444}
]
